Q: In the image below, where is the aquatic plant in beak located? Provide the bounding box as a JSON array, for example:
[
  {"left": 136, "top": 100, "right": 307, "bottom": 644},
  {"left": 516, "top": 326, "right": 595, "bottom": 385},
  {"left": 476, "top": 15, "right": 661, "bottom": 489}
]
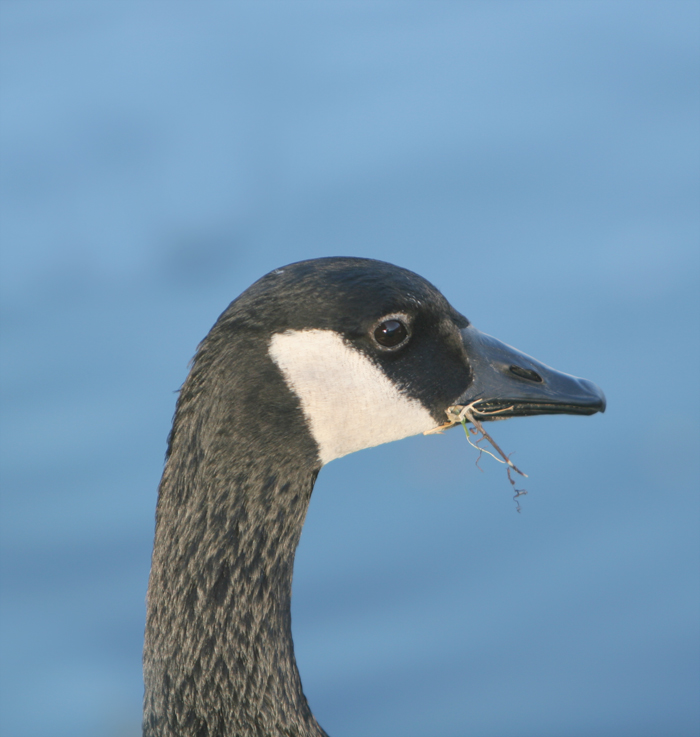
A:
[{"left": 425, "top": 400, "right": 529, "bottom": 511}]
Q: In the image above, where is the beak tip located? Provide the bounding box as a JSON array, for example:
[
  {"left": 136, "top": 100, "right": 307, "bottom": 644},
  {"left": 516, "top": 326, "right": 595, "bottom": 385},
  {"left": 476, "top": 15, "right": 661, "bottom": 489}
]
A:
[{"left": 582, "top": 379, "right": 606, "bottom": 414}]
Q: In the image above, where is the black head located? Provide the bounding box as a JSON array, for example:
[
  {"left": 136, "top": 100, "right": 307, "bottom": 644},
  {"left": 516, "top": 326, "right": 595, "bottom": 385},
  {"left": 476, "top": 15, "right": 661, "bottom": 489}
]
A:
[{"left": 201, "top": 257, "right": 605, "bottom": 466}]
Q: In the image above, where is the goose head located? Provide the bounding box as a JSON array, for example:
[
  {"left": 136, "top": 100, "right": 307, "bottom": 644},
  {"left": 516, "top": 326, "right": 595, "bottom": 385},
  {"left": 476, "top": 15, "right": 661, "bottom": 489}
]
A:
[
  {"left": 143, "top": 256, "right": 605, "bottom": 737},
  {"left": 260, "top": 257, "right": 604, "bottom": 464}
]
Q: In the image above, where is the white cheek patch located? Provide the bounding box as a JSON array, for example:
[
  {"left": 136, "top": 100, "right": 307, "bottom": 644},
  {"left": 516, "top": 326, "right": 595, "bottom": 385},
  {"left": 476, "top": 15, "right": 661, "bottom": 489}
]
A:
[{"left": 269, "top": 329, "right": 435, "bottom": 465}]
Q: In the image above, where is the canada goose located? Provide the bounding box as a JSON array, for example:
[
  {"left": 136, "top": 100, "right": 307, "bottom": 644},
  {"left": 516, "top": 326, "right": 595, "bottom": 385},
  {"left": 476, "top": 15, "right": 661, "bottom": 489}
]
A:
[{"left": 143, "top": 257, "right": 605, "bottom": 736}]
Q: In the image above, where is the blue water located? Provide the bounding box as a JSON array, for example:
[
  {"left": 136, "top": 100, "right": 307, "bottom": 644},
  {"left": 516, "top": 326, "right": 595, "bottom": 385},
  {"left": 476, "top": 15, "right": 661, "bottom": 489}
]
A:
[{"left": 1, "top": 3, "right": 698, "bottom": 736}]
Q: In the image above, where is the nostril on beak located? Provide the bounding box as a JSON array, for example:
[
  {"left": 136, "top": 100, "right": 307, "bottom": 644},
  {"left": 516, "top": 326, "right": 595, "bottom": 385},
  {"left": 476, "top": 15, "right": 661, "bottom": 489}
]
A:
[{"left": 509, "top": 365, "right": 544, "bottom": 383}]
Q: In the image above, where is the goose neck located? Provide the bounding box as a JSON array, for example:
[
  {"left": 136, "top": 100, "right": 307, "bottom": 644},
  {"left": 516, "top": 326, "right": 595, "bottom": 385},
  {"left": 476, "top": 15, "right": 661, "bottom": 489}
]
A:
[{"left": 143, "top": 448, "right": 326, "bottom": 736}]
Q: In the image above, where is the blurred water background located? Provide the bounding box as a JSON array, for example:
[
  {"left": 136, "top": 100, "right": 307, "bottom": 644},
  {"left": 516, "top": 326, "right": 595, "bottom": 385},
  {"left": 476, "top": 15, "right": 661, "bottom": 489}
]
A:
[{"left": 1, "top": 2, "right": 698, "bottom": 736}]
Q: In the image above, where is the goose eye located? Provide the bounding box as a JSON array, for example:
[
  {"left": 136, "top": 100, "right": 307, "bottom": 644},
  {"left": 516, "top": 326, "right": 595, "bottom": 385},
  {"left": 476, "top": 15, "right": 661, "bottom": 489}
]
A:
[{"left": 373, "top": 319, "right": 408, "bottom": 348}]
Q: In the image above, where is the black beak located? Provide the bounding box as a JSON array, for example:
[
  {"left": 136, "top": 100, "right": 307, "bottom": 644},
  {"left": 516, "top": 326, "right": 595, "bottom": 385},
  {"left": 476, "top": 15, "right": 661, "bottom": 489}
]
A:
[{"left": 457, "top": 326, "right": 606, "bottom": 419}]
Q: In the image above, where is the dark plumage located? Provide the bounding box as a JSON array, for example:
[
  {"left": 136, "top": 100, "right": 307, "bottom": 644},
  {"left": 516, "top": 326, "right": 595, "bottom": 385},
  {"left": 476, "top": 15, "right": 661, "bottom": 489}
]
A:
[{"left": 143, "top": 257, "right": 604, "bottom": 736}]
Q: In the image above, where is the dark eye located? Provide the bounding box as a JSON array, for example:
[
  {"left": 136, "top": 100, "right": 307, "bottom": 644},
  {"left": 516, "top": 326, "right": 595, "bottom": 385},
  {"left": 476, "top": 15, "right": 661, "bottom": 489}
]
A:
[{"left": 373, "top": 319, "right": 408, "bottom": 348}]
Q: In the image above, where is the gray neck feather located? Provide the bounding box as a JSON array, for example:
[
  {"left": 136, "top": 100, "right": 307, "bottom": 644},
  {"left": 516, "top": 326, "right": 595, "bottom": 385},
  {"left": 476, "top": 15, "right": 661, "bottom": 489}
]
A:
[{"left": 143, "top": 322, "right": 327, "bottom": 737}]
